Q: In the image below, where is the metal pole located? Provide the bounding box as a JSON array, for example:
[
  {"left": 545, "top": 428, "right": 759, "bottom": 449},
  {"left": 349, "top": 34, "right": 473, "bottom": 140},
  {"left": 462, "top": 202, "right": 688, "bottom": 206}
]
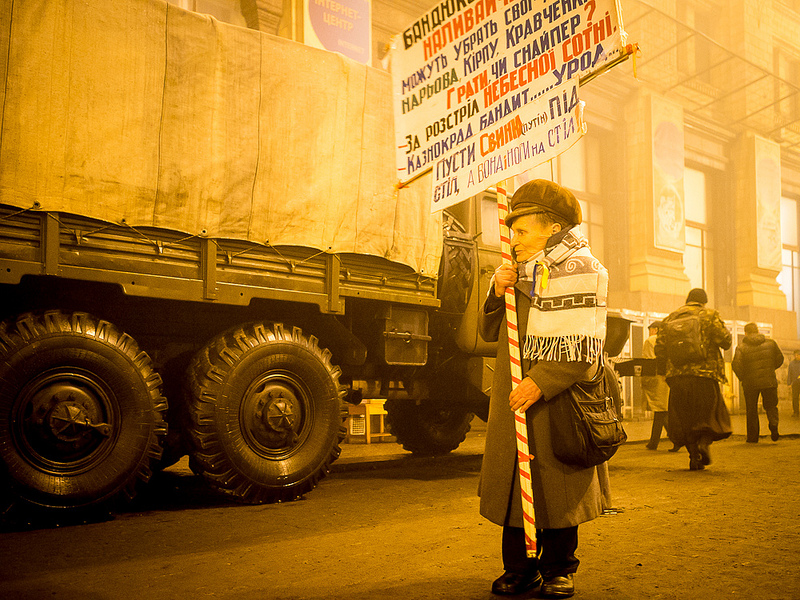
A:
[{"left": 496, "top": 180, "right": 537, "bottom": 558}]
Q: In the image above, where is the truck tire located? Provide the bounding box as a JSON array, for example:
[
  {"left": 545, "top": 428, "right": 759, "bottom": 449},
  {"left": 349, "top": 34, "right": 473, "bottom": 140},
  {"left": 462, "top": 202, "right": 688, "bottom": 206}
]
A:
[
  {"left": 384, "top": 399, "right": 473, "bottom": 455},
  {"left": 186, "top": 323, "right": 346, "bottom": 503},
  {"left": 0, "top": 311, "right": 167, "bottom": 511}
]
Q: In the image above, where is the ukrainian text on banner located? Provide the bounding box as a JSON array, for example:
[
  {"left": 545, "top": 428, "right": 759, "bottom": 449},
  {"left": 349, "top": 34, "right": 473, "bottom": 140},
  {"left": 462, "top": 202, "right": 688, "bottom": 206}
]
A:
[
  {"left": 390, "top": 0, "right": 626, "bottom": 210},
  {"left": 445, "top": 79, "right": 585, "bottom": 204}
]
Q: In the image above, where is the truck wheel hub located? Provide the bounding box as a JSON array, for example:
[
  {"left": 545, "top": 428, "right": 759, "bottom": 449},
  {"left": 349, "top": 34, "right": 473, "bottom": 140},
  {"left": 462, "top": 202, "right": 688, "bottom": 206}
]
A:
[
  {"left": 265, "top": 398, "right": 296, "bottom": 431},
  {"left": 48, "top": 398, "right": 97, "bottom": 441},
  {"left": 242, "top": 379, "right": 305, "bottom": 453},
  {"left": 14, "top": 373, "right": 116, "bottom": 472}
]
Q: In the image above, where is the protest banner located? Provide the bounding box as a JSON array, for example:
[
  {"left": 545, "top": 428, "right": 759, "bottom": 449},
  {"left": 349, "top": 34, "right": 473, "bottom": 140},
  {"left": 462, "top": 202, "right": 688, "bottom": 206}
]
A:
[{"left": 390, "top": 0, "right": 628, "bottom": 211}]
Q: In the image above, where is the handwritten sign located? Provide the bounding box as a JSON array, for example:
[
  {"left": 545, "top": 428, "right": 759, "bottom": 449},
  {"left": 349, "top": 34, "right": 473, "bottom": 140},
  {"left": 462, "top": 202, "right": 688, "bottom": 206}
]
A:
[{"left": 390, "top": 0, "right": 626, "bottom": 210}]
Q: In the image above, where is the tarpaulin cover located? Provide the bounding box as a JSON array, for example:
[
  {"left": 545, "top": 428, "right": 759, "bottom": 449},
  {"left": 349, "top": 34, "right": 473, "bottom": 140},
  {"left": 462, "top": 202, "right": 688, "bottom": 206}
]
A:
[{"left": 0, "top": 0, "right": 441, "bottom": 275}]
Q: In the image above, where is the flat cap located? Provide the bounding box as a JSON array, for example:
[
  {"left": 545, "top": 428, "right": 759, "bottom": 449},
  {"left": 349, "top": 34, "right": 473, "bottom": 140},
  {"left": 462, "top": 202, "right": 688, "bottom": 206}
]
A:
[{"left": 505, "top": 179, "right": 582, "bottom": 227}]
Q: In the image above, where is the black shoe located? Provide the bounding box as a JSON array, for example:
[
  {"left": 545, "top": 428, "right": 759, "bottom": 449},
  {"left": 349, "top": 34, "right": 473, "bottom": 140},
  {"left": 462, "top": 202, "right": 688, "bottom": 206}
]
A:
[
  {"left": 491, "top": 571, "right": 542, "bottom": 595},
  {"left": 689, "top": 456, "right": 705, "bottom": 470},
  {"left": 668, "top": 444, "right": 681, "bottom": 452},
  {"left": 540, "top": 574, "right": 575, "bottom": 598},
  {"left": 697, "top": 440, "right": 711, "bottom": 465},
  {"left": 770, "top": 425, "right": 779, "bottom": 441},
  {"left": 645, "top": 443, "right": 658, "bottom": 450}
]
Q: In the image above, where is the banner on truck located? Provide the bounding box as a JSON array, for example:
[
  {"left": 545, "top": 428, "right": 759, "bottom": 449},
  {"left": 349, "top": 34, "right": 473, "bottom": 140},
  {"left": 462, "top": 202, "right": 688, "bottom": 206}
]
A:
[{"left": 390, "top": 0, "right": 627, "bottom": 211}]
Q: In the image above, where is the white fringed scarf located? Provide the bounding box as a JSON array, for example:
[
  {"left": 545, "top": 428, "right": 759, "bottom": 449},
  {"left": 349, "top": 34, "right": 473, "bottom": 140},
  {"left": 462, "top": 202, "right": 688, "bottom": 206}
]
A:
[{"left": 518, "top": 227, "right": 608, "bottom": 363}]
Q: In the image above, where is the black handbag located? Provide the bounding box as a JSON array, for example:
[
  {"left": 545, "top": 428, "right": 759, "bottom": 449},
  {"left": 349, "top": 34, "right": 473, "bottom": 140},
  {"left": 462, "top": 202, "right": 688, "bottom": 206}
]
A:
[{"left": 549, "top": 363, "right": 627, "bottom": 468}]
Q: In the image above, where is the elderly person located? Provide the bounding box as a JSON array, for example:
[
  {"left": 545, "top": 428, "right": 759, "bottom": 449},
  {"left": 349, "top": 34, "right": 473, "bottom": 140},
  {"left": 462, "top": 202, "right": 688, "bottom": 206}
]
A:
[{"left": 479, "top": 179, "right": 610, "bottom": 599}]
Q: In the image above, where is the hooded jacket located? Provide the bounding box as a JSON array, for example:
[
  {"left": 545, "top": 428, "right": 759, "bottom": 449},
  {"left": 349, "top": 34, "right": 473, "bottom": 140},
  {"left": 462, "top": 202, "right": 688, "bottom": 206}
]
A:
[{"left": 732, "top": 333, "right": 784, "bottom": 389}]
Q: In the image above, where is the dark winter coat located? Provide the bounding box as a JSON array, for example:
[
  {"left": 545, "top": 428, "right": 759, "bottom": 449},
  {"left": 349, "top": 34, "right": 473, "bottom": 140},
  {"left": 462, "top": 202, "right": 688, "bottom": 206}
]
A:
[
  {"left": 732, "top": 333, "right": 784, "bottom": 390},
  {"left": 654, "top": 302, "right": 732, "bottom": 383},
  {"left": 788, "top": 359, "right": 800, "bottom": 386},
  {"left": 477, "top": 287, "right": 609, "bottom": 530}
]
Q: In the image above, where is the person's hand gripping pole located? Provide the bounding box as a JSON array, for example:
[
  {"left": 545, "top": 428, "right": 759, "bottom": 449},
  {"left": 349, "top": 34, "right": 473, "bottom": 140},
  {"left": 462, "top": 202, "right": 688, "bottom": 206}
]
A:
[{"left": 496, "top": 181, "right": 537, "bottom": 558}]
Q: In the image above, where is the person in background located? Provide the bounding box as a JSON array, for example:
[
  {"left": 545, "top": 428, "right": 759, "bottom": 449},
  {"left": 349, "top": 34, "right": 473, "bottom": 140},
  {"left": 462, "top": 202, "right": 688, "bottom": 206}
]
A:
[
  {"left": 732, "top": 323, "right": 784, "bottom": 442},
  {"left": 642, "top": 321, "right": 673, "bottom": 451},
  {"left": 655, "top": 288, "right": 732, "bottom": 471},
  {"left": 787, "top": 350, "right": 800, "bottom": 419}
]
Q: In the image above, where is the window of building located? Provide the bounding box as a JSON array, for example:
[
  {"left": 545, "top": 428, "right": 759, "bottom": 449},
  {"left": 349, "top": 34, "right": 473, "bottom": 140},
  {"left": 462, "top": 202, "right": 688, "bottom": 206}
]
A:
[
  {"left": 779, "top": 196, "right": 800, "bottom": 313},
  {"left": 166, "top": 0, "right": 247, "bottom": 26},
  {"left": 578, "top": 198, "right": 604, "bottom": 261},
  {"left": 557, "top": 137, "right": 605, "bottom": 261},
  {"left": 560, "top": 139, "right": 586, "bottom": 193},
  {"left": 774, "top": 48, "right": 800, "bottom": 128},
  {"left": 676, "top": 2, "right": 720, "bottom": 87},
  {"left": 510, "top": 134, "right": 607, "bottom": 261},
  {"left": 779, "top": 248, "right": 800, "bottom": 312},
  {"left": 479, "top": 196, "right": 501, "bottom": 248},
  {"left": 683, "top": 168, "right": 710, "bottom": 289}
]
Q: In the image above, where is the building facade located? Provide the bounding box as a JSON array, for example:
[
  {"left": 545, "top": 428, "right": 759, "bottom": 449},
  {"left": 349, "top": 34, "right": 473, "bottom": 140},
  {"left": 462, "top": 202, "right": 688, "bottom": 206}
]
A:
[{"left": 176, "top": 0, "right": 800, "bottom": 413}]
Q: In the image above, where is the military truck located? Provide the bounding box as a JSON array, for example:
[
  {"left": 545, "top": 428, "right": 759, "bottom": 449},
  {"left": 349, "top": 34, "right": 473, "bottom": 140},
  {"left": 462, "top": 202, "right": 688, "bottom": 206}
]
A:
[
  {"left": 0, "top": 0, "right": 501, "bottom": 513},
  {"left": 0, "top": 0, "right": 632, "bottom": 516}
]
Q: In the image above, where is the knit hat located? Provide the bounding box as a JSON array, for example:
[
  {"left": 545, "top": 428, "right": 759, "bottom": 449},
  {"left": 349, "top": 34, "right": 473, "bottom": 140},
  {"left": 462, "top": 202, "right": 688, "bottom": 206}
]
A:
[
  {"left": 505, "top": 179, "right": 582, "bottom": 227},
  {"left": 686, "top": 288, "right": 708, "bottom": 304}
]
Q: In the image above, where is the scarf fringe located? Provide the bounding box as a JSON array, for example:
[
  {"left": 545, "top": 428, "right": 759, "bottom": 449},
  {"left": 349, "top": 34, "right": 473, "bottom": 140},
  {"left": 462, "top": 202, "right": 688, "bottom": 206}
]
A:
[{"left": 522, "top": 335, "right": 604, "bottom": 363}]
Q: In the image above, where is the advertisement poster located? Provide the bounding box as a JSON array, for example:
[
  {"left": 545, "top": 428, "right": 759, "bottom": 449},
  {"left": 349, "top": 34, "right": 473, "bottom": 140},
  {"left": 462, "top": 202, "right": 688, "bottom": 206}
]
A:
[
  {"left": 390, "top": 0, "right": 627, "bottom": 210},
  {"left": 304, "top": 0, "right": 371, "bottom": 64},
  {"left": 652, "top": 97, "right": 685, "bottom": 253}
]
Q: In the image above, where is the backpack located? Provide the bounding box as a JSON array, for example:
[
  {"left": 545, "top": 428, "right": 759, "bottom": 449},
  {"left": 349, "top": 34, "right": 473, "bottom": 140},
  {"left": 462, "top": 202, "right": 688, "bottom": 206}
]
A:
[{"left": 662, "top": 313, "right": 706, "bottom": 366}]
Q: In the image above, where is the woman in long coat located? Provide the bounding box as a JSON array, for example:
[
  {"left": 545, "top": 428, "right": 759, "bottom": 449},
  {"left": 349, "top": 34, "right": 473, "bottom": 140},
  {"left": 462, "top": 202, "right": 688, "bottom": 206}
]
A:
[
  {"left": 642, "top": 322, "right": 672, "bottom": 450},
  {"left": 478, "top": 180, "right": 609, "bottom": 599}
]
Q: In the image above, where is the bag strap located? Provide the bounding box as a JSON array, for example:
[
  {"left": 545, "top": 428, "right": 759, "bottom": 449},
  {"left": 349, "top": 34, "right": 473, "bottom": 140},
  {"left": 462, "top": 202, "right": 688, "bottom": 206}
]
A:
[
  {"left": 573, "top": 359, "right": 606, "bottom": 395},
  {"left": 588, "top": 360, "right": 604, "bottom": 384}
]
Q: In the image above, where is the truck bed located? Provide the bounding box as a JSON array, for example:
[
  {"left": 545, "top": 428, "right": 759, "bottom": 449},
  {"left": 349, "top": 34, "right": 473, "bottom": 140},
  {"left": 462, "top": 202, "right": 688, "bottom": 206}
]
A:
[
  {"left": 0, "top": 205, "right": 438, "bottom": 314},
  {"left": 0, "top": 0, "right": 440, "bottom": 278}
]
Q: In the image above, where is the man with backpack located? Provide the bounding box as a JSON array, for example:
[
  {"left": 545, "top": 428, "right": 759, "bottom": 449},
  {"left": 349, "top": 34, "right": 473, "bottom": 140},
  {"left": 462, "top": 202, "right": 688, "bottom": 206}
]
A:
[
  {"left": 732, "top": 323, "right": 784, "bottom": 443},
  {"left": 655, "top": 288, "right": 733, "bottom": 470}
]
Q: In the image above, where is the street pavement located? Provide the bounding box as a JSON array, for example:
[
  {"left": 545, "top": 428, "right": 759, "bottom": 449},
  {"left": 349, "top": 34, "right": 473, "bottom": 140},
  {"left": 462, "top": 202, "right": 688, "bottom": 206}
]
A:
[
  {"left": 335, "top": 410, "right": 800, "bottom": 470},
  {"left": 1, "top": 411, "right": 799, "bottom": 600}
]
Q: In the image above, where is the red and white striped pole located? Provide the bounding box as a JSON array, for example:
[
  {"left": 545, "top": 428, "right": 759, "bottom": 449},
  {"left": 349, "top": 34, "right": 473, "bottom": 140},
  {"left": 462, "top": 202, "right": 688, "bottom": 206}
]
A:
[{"left": 496, "top": 180, "right": 537, "bottom": 558}]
